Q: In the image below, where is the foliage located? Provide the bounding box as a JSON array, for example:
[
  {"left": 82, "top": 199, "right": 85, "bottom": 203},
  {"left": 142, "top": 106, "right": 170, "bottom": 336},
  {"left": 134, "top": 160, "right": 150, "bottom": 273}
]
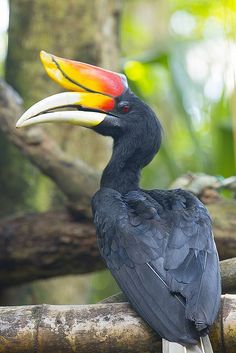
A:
[{"left": 121, "top": 0, "right": 236, "bottom": 188}]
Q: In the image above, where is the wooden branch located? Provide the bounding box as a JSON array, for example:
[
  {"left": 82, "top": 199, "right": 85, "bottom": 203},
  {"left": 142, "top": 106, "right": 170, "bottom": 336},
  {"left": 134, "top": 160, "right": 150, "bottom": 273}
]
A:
[
  {"left": 1, "top": 201, "right": 236, "bottom": 287},
  {"left": 220, "top": 257, "right": 236, "bottom": 293},
  {"left": 0, "top": 79, "right": 99, "bottom": 215},
  {"left": 0, "top": 295, "right": 235, "bottom": 353},
  {"left": 0, "top": 210, "right": 104, "bottom": 286},
  {"left": 207, "top": 200, "right": 236, "bottom": 260}
]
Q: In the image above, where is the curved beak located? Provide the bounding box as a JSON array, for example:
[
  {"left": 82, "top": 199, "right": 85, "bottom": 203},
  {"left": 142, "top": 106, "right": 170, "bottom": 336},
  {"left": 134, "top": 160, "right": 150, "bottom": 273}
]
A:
[
  {"left": 16, "top": 92, "right": 112, "bottom": 128},
  {"left": 16, "top": 51, "right": 127, "bottom": 129}
]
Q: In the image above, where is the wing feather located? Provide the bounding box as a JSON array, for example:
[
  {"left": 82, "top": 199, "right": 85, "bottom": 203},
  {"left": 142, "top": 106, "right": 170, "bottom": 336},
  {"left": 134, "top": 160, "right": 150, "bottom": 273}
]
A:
[{"left": 92, "top": 187, "right": 221, "bottom": 344}]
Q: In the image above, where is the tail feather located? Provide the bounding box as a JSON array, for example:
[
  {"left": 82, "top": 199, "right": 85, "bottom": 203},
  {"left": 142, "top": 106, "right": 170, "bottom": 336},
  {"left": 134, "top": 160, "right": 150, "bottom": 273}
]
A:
[
  {"left": 200, "top": 336, "right": 213, "bottom": 353},
  {"left": 162, "top": 339, "right": 188, "bottom": 353},
  {"left": 162, "top": 336, "right": 213, "bottom": 353}
]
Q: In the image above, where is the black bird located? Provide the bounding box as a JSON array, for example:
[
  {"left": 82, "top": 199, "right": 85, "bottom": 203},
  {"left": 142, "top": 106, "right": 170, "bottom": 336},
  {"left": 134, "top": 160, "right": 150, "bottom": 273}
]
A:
[{"left": 17, "top": 51, "right": 221, "bottom": 353}]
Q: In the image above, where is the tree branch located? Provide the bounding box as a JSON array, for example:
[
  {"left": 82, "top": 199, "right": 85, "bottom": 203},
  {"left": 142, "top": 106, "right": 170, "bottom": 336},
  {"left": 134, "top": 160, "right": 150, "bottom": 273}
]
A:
[
  {"left": 0, "top": 294, "right": 235, "bottom": 353},
  {"left": 220, "top": 257, "right": 236, "bottom": 293},
  {"left": 0, "top": 210, "right": 104, "bottom": 286},
  {"left": 1, "top": 198, "right": 236, "bottom": 286},
  {"left": 0, "top": 79, "right": 99, "bottom": 215},
  {"left": 207, "top": 200, "right": 236, "bottom": 260}
]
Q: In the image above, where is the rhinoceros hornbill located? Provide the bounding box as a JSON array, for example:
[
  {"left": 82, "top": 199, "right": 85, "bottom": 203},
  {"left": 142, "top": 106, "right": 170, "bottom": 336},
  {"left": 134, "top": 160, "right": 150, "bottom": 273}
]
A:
[{"left": 17, "top": 51, "right": 221, "bottom": 353}]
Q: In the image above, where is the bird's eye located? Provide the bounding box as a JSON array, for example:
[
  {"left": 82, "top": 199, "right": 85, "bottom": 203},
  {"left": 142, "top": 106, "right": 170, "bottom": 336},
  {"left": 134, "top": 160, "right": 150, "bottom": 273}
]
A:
[
  {"left": 118, "top": 102, "right": 130, "bottom": 114},
  {"left": 122, "top": 105, "right": 130, "bottom": 113}
]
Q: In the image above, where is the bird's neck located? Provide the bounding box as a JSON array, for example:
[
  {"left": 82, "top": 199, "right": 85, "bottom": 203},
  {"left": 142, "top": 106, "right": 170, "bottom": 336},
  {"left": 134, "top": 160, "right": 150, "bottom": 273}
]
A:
[
  {"left": 100, "top": 136, "right": 141, "bottom": 194},
  {"left": 100, "top": 112, "right": 162, "bottom": 194}
]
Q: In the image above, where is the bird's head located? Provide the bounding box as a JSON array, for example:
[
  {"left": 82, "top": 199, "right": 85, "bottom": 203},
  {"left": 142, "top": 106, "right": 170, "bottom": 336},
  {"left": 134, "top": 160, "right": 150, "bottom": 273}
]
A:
[{"left": 17, "top": 51, "right": 161, "bottom": 161}]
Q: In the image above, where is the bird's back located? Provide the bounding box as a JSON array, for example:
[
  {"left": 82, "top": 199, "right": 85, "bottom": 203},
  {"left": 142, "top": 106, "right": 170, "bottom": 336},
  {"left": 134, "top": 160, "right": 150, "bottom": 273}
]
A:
[{"left": 92, "top": 187, "right": 221, "bottom": 344}]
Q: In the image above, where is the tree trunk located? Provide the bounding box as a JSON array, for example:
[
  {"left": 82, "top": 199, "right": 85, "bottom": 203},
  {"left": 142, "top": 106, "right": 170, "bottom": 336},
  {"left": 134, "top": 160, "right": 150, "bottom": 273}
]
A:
[
  {"left": 0, "top": 211, "right": 103, "bottom": 287},
  {"left": 6, "top": 0, "right": 119, "bottom": 167},
  {"left": 1, "top": 0, "right": 120, "bottom": 305}
]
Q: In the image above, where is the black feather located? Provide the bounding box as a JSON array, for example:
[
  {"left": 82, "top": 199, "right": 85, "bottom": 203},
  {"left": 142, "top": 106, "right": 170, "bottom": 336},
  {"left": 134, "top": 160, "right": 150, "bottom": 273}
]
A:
[{"left": 92, "top": 187, "right": 221, "bottom": 344}]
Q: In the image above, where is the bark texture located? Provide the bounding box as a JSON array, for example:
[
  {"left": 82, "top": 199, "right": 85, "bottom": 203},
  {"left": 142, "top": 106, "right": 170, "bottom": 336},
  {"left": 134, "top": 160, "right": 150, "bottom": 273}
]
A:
[
  {"left": 0, "top": 211, "right": 104, "bottom": 286},
  {"left": 207, "top": 201, "right": 236, "bottom": 260},
  {"left": 0, "top": 295, "right": 235, "bottom": 353},
  {"left": 220, "top": 257, "right": 236, "bottom": 293}
]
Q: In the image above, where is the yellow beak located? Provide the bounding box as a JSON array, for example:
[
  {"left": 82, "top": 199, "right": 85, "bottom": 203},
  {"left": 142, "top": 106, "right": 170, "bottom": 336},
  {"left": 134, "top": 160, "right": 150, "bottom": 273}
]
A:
[{"left": 16, "top": 92, "right": 109, "bottom": 128}]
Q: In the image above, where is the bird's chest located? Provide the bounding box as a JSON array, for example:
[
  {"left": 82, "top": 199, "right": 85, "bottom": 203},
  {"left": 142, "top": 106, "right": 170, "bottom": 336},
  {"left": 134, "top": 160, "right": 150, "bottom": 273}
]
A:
[{"left": 92, "top": 189, "right": 127, "bottom": 255}]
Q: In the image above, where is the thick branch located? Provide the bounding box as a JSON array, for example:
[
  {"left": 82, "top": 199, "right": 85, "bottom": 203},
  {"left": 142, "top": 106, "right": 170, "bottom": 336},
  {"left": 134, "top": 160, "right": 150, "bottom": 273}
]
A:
[
  {"left": 220, "top": 258, "right": 236, "bottom": 293},
  {"left": 1, "top": 199, "right": 236, "bottom": 286},
  {"left": 0, "top": 210, "right": 104, "bottom": 286},
  {"left": 207, "top": 200, "right": 236, "bottom": 260},
  {"left": 0, "top": 79, "right": 99, "bottom": 215},
  {"left": 0, "top": 295, "right": 235, "bottom": 353}
]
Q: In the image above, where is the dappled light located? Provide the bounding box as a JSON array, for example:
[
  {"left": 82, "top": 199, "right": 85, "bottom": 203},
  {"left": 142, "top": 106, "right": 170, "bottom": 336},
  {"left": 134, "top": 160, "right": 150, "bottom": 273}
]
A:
[{"left": 121, "top": 0, "right": 236, "bottom": 187}]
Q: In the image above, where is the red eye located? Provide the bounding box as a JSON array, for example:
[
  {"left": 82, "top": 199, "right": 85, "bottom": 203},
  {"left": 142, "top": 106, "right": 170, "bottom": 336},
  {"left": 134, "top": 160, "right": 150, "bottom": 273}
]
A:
[
  {"left": 122, "top": 105, "right": 130, "bottom": 113},
  {"left": 118, "top": 101, "right": 130, "bottom": 113}
]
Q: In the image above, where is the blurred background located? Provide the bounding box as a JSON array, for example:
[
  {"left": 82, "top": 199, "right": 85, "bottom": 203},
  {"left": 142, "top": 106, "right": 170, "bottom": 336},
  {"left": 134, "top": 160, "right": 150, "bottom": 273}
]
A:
[{"left": 0, "top": 0, "right": 235, "bottom": 305}]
